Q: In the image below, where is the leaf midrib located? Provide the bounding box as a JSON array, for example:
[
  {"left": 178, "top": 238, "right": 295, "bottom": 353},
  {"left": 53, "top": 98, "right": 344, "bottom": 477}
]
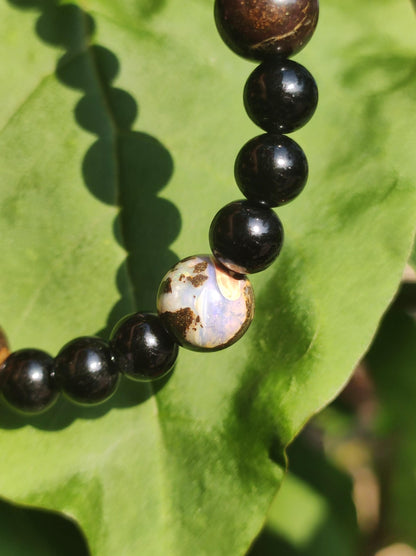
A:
[{"left": 79, "top": 10, "right": 176, "bottom": 554}]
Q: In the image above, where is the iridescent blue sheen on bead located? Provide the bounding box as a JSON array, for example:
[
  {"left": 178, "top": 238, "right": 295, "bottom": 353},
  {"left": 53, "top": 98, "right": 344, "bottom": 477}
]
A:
[{"left": 157, "top": 255, "right": 254, "bottom": 351}]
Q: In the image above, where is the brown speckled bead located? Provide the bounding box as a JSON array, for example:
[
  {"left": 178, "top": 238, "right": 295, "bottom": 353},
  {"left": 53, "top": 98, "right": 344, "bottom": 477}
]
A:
[
  {"left": 157, "top": 255, "right": 254, "bottom": 352},
  {"left": 0, "top": 327, "right": 10, "bottom": 368},
  {"left": 214, "top": 0, "right": 319, "bottom": 60}
]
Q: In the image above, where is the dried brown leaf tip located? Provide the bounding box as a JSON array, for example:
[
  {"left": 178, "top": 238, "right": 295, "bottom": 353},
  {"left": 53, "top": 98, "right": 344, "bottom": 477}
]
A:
[{"left": 0, "top": 327, "right": 10, "bottom": 366}]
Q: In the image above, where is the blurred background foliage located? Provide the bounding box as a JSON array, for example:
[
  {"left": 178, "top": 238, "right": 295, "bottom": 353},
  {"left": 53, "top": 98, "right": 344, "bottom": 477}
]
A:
[{"left": 249, "top": 272, "right": 416, "bottom": 556}]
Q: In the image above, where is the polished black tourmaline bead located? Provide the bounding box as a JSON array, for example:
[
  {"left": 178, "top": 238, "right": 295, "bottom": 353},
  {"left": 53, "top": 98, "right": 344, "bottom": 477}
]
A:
[
  {"left": 214, "top": 0, "right": 319, "bottom": 61},
  {"left": 1, "top": 349, "right": 59, "bottom": 414},
  {"left": 55, "top": 337, "right": 119, "bottom": 405},
  {"left": 235, "top": 134, "right": 308, "bottom": 207},
  {"left": 111, "top": 313, "right": 178, "bottom": 381},
  {"left": 209, "top": 200, "right": 284, "bottom": 274},
  {"left": 244, "top": 59, "right": 318, "bottom": 134}
]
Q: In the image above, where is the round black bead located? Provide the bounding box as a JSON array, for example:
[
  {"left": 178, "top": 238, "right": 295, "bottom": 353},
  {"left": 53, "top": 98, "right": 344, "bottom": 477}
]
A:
[
  {"left": 209, "top": 200, "right": 284, "bottom": 274},
  {"left": 235, "top": 134, "right": 308, "bottom": 207},
  {"left": 110, "top": 313, "right": 178, "bottom": 381},
  {"left": 1, "top": 349, "right": 59, "bottom": 414},
  {"left": 244, "top": 59, "right": 318, "bottom": 133},
  {"left": 54, "top": 337, "right": 119, "bottom": 405}
]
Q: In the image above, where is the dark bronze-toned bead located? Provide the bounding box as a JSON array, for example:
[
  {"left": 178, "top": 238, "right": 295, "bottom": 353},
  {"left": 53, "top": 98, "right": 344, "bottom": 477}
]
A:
[
  {"left": 214, "top": 0, "right": 319, "bottom": 60},
  {"left": 0, "top": 327, "right": 10, "bottom": 368},
  {"left": 235, "top": 134, "right": 308, "bottom": 206},
  {"left": 244, "top": 59, "right": 318, "bottom": 134}
]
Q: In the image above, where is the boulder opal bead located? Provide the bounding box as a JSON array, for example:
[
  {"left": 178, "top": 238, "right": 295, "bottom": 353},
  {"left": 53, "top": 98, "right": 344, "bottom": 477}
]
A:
[
  {"left": 244, "top": 59, "right": 318, "bottom": 134},
  {"left": 111, "top": 313, "right": 178, "bottom": 381},
  {"left": 1, "top": 349, "right": 59, "bottom": 414},
  {"left": 214, "top": 0, "right": 319, "bottom": 60},
  {"left": 157, "top": 255, "right": 254, "bottom": 352},
  {"left": 235, "top": 134, "right": 308, "bottom": 206}
]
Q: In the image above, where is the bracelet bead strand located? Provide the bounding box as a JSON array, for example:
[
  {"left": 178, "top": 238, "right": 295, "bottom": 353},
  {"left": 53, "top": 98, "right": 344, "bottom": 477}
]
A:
[
  {"left": 0, "top": 0, "right": 319, "bottom": 415},
  {"left": 160, "top": 0, "right": 319, "bottom": 344}
]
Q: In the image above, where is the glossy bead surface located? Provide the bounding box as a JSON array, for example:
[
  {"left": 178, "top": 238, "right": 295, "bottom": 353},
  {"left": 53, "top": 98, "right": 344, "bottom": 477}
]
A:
[
  {"left": 214, "top": 0, "right": 319, "bottom": 60},
  {"left": 209, "top": 200, "right": 284, "bottom": 274},
  {"left": 111, "top": 313, "right": 178, "bottom": 381},
  {"left": 157, "top": 255, "right": 254, "bottom": 352},
  {"left": 55, "top": 337, "right": 119, "bottom": 405},
  {"left": 235, "top": 134, "right": 308, "bottom": 206},
  {"left": 1, "top": 349, "right": 59, "bottom": 414},
  {"left": 244, "top": 60, "right": 318, "bottom": 133}
]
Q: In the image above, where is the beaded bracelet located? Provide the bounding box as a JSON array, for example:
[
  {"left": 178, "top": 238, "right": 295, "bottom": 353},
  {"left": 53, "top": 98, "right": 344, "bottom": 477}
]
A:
[{"left": 0, "top": 0, "right": 319, "bottom": 415}]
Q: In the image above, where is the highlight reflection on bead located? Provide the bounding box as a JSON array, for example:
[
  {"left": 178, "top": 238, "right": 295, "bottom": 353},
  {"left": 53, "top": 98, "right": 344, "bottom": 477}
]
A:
[{"left": 157, "top": 255, "right": 254, "bottom": 351}]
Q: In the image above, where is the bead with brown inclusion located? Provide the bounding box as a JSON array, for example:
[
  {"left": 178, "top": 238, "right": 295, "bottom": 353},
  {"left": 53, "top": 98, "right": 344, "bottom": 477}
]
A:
[
  {"left": 157, "top": 255, "right": 254, "bottom": 352},
  {"left": 214, "top": 0, "right": 319, "bottom": 60}
]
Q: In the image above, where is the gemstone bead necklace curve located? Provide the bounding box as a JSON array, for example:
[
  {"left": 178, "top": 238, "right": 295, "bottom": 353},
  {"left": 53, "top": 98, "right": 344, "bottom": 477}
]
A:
[{"left": 0, "top": 0, "right": 319, "bottom": 415}]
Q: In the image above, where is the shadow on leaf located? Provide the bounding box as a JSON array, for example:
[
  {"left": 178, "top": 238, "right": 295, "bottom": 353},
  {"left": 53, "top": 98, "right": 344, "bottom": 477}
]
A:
[{"left": 3, "top": 0, "right": 181, "bottom": 425}]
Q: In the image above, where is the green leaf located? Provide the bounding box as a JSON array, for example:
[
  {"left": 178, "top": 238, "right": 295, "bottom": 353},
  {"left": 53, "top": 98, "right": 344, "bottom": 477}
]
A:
[{"left": 0, "top": 0, "right": 416, "bottom": 554}]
